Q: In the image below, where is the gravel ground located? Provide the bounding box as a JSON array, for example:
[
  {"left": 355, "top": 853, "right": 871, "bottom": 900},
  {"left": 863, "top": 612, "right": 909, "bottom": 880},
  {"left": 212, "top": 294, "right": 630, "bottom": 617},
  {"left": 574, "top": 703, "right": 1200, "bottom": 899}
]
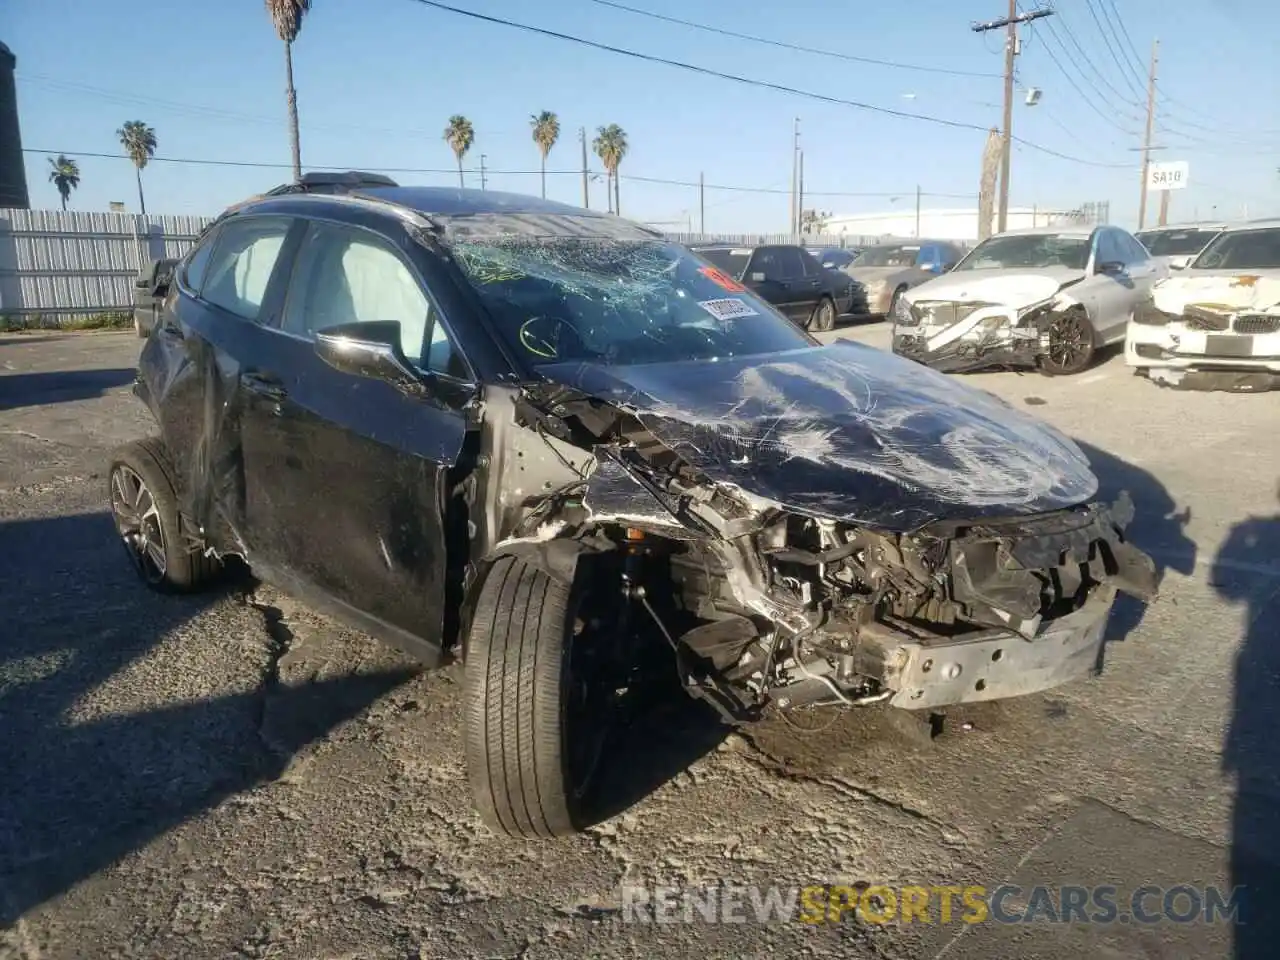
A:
[{"left": 1, "top": 327, "right": 1278, "bottom": 959}]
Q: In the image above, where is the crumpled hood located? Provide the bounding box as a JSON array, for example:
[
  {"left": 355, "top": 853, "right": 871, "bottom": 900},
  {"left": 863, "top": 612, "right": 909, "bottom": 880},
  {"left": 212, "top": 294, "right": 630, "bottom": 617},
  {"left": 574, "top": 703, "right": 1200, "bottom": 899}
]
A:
[
  {"left": 537, "top": 341, "right": 1098, "bottom": 531},
  {"left": 905, "top": 266, "right": 1085, "bottom": 310},
  {"left": 1151, "top": 271, "right": 1280, "bottom": 314}
]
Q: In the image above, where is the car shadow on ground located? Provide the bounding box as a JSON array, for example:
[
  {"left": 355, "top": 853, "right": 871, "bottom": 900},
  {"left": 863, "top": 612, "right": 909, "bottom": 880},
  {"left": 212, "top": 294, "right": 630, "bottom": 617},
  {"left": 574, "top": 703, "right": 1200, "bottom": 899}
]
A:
[
  {"left": 1077, "top": 440, "right": 1196, "bottom": 649},
  {"left": 0, "top": 369, "right": 138, "bottom": 412},
  {"left": 1215, "top": 493, "right": 1280, "bottom": 959},
  {"left": 0, "top": 512, "right": 414, "bottom": 924},
  {"left": 584, "top": 676, "right": 730, "bottom": 828}
]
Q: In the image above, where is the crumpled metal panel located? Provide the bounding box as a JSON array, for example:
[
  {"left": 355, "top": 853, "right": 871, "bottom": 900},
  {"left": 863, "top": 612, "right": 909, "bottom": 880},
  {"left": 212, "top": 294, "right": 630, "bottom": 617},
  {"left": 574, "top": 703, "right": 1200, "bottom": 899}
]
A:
[{"left": 538, "top": 340, "right": 1097, "bottom": 532}]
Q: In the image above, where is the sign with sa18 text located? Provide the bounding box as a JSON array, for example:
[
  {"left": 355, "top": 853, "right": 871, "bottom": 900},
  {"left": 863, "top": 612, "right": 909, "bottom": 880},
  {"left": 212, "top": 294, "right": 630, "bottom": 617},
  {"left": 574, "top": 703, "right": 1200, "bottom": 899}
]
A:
[{"left": 1149, "top": 161, "right": 1189, "bottom": 191}]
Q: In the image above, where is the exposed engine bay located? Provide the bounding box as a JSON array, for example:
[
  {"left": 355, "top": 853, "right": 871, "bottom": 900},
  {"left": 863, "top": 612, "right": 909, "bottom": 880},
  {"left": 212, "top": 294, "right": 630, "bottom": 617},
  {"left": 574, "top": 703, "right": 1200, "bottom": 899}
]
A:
[{"left": 470, "top": 346, "right": 1159, "bottom": 723}]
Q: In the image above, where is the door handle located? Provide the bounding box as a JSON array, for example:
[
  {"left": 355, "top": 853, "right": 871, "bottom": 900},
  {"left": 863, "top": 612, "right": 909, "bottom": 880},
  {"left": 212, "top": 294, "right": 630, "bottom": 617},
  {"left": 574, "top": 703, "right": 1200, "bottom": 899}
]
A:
[{"left": 242, "top": 372, "right": 288, "bottom": 402}]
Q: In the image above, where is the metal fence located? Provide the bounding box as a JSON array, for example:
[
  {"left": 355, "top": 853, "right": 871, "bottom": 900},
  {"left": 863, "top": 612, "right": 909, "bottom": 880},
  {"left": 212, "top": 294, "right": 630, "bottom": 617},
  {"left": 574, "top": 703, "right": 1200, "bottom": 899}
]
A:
[
  {"left": 0, "top": 208, "right": 881, "bottom": 321},
  {"left": 0, "top": 209, "right": 214, "bottom": 319}
]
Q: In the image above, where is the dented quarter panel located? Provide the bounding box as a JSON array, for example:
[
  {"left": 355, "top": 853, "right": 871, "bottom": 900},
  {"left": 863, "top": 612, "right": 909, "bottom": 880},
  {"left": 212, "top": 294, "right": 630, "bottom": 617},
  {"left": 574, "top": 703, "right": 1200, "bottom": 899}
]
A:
[{"left": 537, "top": 341, "right": 1097, "bottom": 531}]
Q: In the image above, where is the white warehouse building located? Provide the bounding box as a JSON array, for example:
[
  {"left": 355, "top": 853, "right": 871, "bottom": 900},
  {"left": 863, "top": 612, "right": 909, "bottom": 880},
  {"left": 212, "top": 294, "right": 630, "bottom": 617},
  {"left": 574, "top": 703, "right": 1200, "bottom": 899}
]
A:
[{"left": 823, "top": 206, "right": 1078, "bottom": 244}]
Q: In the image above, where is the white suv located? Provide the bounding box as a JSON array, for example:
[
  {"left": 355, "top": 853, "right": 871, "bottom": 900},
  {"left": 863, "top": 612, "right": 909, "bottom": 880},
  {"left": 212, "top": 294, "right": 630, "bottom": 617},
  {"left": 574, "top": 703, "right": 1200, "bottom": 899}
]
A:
[{"left": 1126, "top": 220, "right": 1280, "bottom": 392}]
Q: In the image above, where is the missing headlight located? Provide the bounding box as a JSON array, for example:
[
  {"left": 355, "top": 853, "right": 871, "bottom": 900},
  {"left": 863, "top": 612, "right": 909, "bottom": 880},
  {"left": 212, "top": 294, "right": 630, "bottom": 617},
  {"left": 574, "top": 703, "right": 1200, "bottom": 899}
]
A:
[{"left": 1132, "top": 298, "right": 1179, "bottom": 326}]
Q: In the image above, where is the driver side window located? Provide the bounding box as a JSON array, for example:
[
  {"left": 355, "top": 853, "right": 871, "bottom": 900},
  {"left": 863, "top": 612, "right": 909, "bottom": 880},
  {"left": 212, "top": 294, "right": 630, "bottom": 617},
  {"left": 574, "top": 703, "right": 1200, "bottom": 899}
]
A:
[{"left": 281, "top": 221, "right": 465, "bottom": 377}]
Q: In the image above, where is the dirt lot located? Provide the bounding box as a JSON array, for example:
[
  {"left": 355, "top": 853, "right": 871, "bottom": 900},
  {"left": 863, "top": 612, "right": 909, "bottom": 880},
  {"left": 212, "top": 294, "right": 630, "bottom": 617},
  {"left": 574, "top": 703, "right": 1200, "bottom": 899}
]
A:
[{"left": 2, "top": 327, "right": 1279, "bottom": 959}]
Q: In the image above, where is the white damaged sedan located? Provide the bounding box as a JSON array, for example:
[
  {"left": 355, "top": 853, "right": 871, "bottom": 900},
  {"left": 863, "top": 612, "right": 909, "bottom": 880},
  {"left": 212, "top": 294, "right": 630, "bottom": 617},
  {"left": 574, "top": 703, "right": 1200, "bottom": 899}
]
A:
[
  {"left": 1126, "top": 220, "right": 1280, "bottom": 391},
  {"left": 893, "top": 224, "right": 1161, "bottom": 375}
]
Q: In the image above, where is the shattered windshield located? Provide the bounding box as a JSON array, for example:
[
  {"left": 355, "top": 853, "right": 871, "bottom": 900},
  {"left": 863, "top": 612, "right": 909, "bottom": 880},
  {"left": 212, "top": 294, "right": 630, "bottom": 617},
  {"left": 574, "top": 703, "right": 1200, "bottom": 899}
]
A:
[
  {"left": 451, "top": 236, "right": 812, "bottom": 368},
  {"left": 1189, "top": 228, "right": 1280, "bottom": 270},
  {"left": 1136, "top": 229, "right": 1220, "bottom": 257},
  {"left": 953, "top": 233, "right": 1090, "bottom": 271},
  {"left": 853, "top": 245, "right": 920, "bottom": 267}
]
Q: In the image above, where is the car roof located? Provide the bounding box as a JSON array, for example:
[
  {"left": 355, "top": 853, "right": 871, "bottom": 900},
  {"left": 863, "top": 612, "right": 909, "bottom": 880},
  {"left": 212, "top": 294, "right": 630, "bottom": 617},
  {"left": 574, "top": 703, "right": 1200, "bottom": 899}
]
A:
[
  {"left": 1222, "top": 218, "right": 1280, "bottom": 232},
  {"left": 990, "top": 224, "right": 1097, "bottom": 238},
  {"left": 229, "top": 183, "right": 667, "bottom": 242},
  {"left": 1136, "top": 221, "right": 1232, "bottom": 232}
]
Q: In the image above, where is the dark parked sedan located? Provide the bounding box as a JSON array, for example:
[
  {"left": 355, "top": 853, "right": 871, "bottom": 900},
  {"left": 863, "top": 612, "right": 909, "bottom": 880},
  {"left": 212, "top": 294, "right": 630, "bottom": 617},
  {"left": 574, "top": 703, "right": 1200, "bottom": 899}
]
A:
[
  {"left": 689, "top": 243, "right": 866, "bottom": 330},
  {"left": 111, "top": 176, "right": 1156, "bottom": 840}
]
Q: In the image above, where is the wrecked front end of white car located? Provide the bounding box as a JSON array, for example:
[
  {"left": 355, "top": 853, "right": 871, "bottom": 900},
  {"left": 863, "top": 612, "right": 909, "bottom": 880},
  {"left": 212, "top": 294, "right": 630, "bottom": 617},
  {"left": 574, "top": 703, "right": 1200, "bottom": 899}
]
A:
[
  {"left": 1127, "top": 272, "right": 1280, "bottom": 392},
  {"left": 478, "top": 341, "right": 1158, "bottom": 723},
  {"left": 891, "top": 272, "right": 1090, "bottom": 374}
]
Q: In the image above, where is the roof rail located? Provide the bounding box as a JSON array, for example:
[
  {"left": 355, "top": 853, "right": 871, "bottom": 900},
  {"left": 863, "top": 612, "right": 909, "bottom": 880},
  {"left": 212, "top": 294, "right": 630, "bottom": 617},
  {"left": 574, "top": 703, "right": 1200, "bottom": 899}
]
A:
[{"left": 263, "top": 171, "right": 400, "bottom": 196}]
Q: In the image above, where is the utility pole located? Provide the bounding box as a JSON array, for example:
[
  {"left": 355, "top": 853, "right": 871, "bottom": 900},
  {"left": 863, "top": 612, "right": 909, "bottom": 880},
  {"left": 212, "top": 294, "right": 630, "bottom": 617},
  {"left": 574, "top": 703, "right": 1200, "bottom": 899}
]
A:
[
  {"left": 1158, "top": 190, "right": 1170, "bottom": 226},
  {"left": 479, "top": 154, "right": 488, "bottom": 191},
  {"left": 798, "top": 151, "right": 805, "bottom": 235},
  {"left": 1137, "top": 39, "right": 1160, "bottom": 229},
  {"left": 580, "top": 127, "right": 589, "bottom": 209},
  {"left": 699, "top": 171, "right": 705, "bottom": 235},
  {"left": 789, "top": 117, "right": 800, "bottom": 235},
  {"left": 972, "top": 4, "right": 1053, "bottom": 234},
  {"left": 915, "top": 185, "right": 922, "bottom": 238}
]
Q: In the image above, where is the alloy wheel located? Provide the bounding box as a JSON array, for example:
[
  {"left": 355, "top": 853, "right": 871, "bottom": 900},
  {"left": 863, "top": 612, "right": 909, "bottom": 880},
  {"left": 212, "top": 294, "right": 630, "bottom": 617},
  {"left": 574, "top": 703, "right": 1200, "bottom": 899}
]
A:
[{"left": 109, "top": 463, "right": 167, "bottom": 584}]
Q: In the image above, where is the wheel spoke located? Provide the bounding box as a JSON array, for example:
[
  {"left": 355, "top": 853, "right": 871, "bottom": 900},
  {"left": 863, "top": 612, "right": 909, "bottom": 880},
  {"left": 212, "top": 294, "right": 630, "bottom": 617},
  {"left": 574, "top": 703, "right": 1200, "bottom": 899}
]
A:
[{"left": 145, "top": 539, "right": 167, "bottom": 575}]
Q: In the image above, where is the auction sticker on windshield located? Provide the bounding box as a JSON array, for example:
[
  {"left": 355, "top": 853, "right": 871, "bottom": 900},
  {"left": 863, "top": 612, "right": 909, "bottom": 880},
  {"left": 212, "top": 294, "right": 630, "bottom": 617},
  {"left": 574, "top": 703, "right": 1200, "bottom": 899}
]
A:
[{"left": 699, "top": 298, "right": 759, "bottom": 321}]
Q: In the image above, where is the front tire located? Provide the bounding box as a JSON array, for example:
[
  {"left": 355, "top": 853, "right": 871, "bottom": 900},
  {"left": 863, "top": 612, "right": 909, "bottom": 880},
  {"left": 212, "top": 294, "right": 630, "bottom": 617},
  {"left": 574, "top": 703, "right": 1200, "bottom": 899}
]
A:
[
  {"left": 1038, "top": 309, "right": 1096, "bottom": 376},
  {"left": 108, "top": 438, "right": 220, "bottom": 592},
  {"left": 887, "top": 285, "right": 908, "bottom": 319},
  {"left": 464, "top": 556, "right": 611, "bottom": 839},
  {"left": 808, "top": 296, "right": 837, "bottom": 332}
]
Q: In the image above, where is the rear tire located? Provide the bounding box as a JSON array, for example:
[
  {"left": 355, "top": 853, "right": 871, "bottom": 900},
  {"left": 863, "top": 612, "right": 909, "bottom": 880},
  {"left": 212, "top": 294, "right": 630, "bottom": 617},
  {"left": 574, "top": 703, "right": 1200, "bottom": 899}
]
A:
[
  {"left": 108, "top": 438, "right": 221, "bottom": 592},
  {"left": 465, "top": 556, "right": 607, "bottom": 839}
]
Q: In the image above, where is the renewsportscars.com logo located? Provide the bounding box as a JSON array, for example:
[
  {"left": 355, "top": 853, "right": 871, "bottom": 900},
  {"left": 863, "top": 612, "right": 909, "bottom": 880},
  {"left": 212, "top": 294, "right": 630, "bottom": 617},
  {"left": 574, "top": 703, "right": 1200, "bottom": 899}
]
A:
[{"left": 620, "top": 883, "right": 1244, "bottom": 926}]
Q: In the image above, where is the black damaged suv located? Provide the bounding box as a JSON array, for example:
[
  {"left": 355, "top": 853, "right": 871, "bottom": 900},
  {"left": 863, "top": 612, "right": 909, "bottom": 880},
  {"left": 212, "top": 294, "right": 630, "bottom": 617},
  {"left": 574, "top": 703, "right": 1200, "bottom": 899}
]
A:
[{"left": 112, "top": 174, "right": 1156, "bottom": 838}]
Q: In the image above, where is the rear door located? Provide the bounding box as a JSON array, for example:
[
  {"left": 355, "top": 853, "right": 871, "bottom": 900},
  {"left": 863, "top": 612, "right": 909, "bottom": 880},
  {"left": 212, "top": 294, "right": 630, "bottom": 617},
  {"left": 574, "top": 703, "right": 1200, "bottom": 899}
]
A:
[
  {"left": 148, "top": 214, "right": 300, "bottom": 536},
  {"left": 241, "top": 217, "right": 473, "bottom": 654},
  {"left": 1076, "top": 229, "right": 1128, "bottom": 340},
  {"left": 744, "top": 246, "right": 813, "bottom": 322}
]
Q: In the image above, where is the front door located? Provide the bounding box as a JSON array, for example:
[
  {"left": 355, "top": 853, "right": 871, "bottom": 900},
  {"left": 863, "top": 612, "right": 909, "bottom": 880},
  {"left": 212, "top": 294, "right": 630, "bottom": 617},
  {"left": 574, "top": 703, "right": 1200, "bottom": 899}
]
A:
[{"left": 240, "top": 218, "right": 473, "bottom": 652}]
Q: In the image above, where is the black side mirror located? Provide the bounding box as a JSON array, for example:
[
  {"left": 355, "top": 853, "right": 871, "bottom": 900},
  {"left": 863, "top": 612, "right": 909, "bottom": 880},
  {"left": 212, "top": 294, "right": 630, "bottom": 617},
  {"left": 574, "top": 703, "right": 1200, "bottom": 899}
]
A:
[
  {"left": 1097, "top": 260, "right": 1126, "bottom": 275},
  {"left": 314, "top": 321, "right": 428, "bottom": 395}
]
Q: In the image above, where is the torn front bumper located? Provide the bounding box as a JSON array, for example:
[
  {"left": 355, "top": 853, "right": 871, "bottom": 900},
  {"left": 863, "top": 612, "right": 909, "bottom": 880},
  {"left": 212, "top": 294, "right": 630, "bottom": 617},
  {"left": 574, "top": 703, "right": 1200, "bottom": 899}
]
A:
[
  {"left": 893, "top": 301, "right": 1046, "bottom": 372},
  {"left": 1126, "top": 322, "right": 1280, "bottom": 392}
]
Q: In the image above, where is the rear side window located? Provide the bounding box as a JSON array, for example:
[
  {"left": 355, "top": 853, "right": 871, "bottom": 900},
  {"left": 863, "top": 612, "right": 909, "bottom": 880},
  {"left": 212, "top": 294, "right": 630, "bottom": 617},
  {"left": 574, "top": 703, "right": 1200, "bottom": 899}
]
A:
[
  {"left": 201, "top": 217, "right": 291, "bottom": 322},
  {"left": 182, "top": 227, "right": 219, "bottom": 293}
]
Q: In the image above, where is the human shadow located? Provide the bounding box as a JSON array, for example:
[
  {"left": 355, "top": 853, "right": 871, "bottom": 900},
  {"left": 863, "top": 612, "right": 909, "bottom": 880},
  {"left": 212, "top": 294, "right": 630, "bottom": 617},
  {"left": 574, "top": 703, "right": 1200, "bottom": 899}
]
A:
[
  {"left": 1216, "top": 497, "right": 1280, "bottom": 959},
  {"left": 0, "top": 512, "right": 414, "bottom": 923},
  {"left": 0, "top": 369, "right": 137, "bottom": 411},
  {"left": 1077, "top": 440, "right": 1195, "bottom": 646}
]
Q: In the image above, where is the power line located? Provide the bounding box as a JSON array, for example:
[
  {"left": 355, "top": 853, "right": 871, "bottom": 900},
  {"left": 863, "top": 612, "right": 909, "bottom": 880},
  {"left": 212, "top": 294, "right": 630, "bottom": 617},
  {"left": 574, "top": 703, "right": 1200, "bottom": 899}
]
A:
[
  {"left": 1080, "top": 0, "right": 1148, "bottom": 102},
  {"left": 18, "top": 148, "right": 973, "bottom": 199},
  {"left": 1018, "top": 10, "right": 1137, "bottom": 137},
  {"left": 584, "top": 0, "right": 1001, "bottom": 79},
  {"left": 1027, "top": 4, "right": 1142, "bottom": 116},
  {"left": 1088, "top": 0, "right": 1149, "bottom": 97},
  {"left": 402, "top": 0, "right": 1129, "bottom": 168}
]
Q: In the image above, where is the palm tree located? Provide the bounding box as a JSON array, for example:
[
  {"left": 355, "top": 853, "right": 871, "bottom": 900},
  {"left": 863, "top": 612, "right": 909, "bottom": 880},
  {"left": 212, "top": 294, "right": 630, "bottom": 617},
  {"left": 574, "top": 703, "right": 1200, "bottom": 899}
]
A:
[
  {"left": 47, "top": 155, "right": 80, "bottom": 211},
  {"left": 592, "top": 124, "right": 628, "bottom": 216},
  {"left": 265, "top": 0, "right": 312, "bottom": 182},
  {"left": 530, "top": 111, "right": 560, "bottom": 199},
  {"left": 117, "top": 121, "right": 157, "bottom": 214},
  {"left": 444, "top": 115, "right": 475, "bottom": 189}
]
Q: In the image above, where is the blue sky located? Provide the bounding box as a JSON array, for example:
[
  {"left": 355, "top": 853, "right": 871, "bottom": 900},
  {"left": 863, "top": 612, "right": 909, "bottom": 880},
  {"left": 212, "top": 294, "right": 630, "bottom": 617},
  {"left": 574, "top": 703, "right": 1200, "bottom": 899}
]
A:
[{"left": 8, "top": 0, "right": 1278, "bottom": 232}]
